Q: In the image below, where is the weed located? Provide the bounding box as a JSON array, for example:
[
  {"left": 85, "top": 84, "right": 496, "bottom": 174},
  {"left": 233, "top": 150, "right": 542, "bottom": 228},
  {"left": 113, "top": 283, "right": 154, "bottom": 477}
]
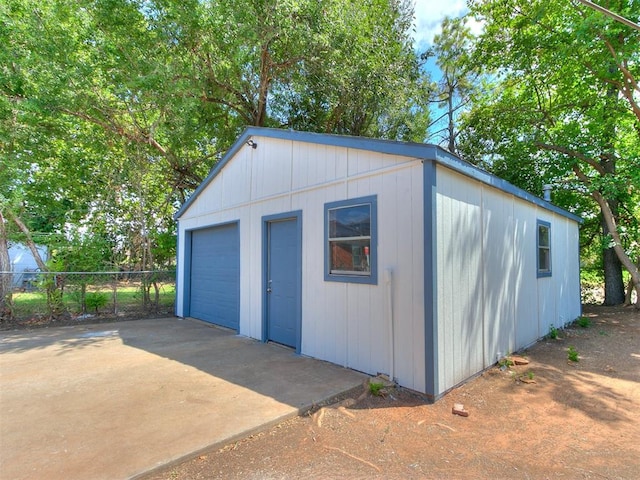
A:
[
  {"left": 527, "top": 371, "right": 535, "bottom": 380},
  {"left": 576, "top": 316, "right": 591, "bottom": 328},
  {"left": 497, "top": 357, "right": 514, "bottom": 368},
  {"left": 567, "top": 345, "right": 579, "bottom": 362},
  {"left": 85, "top": 292, "right": 109, "bottom": 313},
  {"left": 369, "top": 382, "right": 384, "bottom": 396},
  {"left": 548, "top": 325, "right": 559, "bottom": 339}
]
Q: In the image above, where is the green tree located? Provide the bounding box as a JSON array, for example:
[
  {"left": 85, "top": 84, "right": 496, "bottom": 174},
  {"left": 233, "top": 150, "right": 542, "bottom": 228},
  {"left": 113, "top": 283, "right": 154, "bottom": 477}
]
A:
[
  {"left": 463, "top": 0, "right": 640, "bottom": 306},
  {"left": 2, "top": 0, "right": 429, "bottom": 280},
  {"left": 424, "top": 16, "right": 480, "bottom": 154}
]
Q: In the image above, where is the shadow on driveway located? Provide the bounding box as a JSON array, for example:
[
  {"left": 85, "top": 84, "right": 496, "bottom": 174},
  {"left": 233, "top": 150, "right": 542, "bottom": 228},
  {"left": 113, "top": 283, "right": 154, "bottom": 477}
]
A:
[{"left": 0, "top": 317, "right": 366, "bottom": 480}]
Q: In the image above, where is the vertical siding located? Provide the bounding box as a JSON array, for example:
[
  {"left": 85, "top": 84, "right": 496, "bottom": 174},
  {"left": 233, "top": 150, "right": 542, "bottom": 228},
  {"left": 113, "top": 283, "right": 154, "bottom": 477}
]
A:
[
  {"left": 540, "top": 215, "right": 581, "bottom": 330},
  {"left": 251, "top": 137, "right": 293, "bottom": 200},
  {"left": 435, "top": 168, "right": 484, "bottom": 392},
  {"left": 292, "top": 183, "right": 349, "bottom": 367},
  {"left": 294, "top": 160, "right": 426, "bottom": 391},
  {"left": 512, "top": 199, "right": 539, "bottom": 349},
  {"left": 346, "top": 149, "right": 398, "bottom": 177},
  {"left": 291, "top": 142, "right": 347, "bottom": 189},
  {"left": 435, "top": 168, "right": 581, "bottom": 395},
  {"left": 481, "top": 189, "right": 516, "bottom": 365}
]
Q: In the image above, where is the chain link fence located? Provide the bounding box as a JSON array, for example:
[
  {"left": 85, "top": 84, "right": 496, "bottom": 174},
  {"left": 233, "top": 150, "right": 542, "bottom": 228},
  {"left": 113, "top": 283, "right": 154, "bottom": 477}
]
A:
[{"left": 1, "top": 271, "right": 175, "bottom": 329}]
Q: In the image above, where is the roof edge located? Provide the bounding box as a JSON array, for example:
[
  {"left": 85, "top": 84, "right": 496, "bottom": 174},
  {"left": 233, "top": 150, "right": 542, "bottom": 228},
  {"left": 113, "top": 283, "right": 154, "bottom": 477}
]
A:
[{"left": 175, "top": 127, "right": 583, "bottom": 224}]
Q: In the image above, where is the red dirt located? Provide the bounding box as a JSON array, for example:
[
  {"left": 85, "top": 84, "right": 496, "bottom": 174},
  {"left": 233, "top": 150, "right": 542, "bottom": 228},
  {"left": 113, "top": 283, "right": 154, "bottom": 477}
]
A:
[{"left": 144, "top": 305, "right": 640, "bottom": 480}]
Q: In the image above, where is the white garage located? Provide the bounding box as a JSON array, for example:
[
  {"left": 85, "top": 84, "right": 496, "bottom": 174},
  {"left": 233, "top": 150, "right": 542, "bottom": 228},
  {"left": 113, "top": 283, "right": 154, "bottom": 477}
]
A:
[{"left": 174, "top": 127, "right": 582, "bottom": 400}]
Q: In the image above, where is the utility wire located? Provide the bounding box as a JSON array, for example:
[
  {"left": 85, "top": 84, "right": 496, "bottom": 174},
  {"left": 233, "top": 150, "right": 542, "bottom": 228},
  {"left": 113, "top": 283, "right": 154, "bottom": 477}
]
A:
[{"left": 575, "top": 0, "right": 640, "bottom": 32}]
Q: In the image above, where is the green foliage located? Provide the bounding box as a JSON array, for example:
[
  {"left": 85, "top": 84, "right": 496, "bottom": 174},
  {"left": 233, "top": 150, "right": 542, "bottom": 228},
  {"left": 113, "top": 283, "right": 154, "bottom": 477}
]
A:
[
  {"left": 547, "top": 325, "right": 559, "bottom": 340},
  {"left": 425, "top": 16, "right": 481, "bottom": 153},
  {"left": 463, "top": 0, "right": 640, "bottom": 300},
  {"left": 2, "top": 0, "right": 428, "bottom": 270},
  {"left": 576, "top": 316, "right": 591, "bottom": 328},
  {"left": 369, "top": 382, "right": 384, "bottom": 396},
  {"left": 85, "top": 292, "right": 108, "bottom": 313},
  {"left": 567, "top": 346, "right": 579, "bottom": 363},
  {"left": 497, "top": 356, "right": 514, "bottom": 368}
]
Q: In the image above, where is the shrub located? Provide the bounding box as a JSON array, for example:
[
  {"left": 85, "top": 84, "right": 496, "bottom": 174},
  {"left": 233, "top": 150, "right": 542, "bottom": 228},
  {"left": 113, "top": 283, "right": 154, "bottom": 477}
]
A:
[{"left": 85, "top": 292, "right": 109, "bottom": 313}]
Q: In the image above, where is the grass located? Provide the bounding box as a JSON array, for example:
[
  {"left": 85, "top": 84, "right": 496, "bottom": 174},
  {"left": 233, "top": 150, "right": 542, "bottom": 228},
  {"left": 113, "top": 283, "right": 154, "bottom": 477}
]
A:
[{"left": 10, "top": 283, "right": 175, "bottom": 317}]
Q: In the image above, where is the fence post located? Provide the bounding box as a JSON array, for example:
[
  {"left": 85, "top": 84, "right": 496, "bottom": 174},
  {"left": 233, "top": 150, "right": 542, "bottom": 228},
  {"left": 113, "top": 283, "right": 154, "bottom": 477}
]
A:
[{"left": 112, "top": 272, "right": 118, "bottom": 315}]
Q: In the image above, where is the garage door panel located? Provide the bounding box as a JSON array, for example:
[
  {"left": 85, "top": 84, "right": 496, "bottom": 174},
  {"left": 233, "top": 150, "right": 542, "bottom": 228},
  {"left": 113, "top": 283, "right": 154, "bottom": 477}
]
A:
[{"left": 189, "top": 224, "right": 240, "bottom": 330}]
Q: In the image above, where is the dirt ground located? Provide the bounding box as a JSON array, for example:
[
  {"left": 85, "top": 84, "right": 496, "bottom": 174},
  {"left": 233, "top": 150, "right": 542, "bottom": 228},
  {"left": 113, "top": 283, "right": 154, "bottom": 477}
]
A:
[{"left": 141, "top": 305, "right": 640, "bottom": 480}]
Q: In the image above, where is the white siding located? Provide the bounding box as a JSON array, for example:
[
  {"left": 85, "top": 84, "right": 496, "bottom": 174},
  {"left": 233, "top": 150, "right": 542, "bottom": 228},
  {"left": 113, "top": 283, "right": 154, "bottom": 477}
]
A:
[
  {"left": 482, "top": 189, "right": 516, "bottom": 365},
  {"left": 178, "top": 138, "right": 426, "bottom": 392},
  {"left": 435, "top": 169, "right": 484, "bottom": 392},
  {"left": 435, "top": 167, "right": 581, "bottom": 395},
  {"left": 513, "top": 199, "right": 539, "bottom": 348}
]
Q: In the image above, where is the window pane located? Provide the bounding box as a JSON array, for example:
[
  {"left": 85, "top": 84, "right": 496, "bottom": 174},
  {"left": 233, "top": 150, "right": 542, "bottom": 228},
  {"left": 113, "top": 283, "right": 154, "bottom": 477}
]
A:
[
  {"left": 538, "top": 225, "right": 549, "bottom": 247},
  {"left": 539, "top": 248, "right": 550, "bottom": 272},
  {"left": 329, "top": 204, "right": 371, "bottom": 238},
  {"left": 329, "top": 239, "right": 371, "bottom": 274}
]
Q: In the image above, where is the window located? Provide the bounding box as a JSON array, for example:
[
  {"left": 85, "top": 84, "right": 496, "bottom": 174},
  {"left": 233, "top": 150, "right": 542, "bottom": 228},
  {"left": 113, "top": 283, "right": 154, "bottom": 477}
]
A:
[
  {"left": 325, "top": 195, "right": 377, "bottom": 284},
  {"left": 537, "top": 220, "right": 551, "bottom": 277}
]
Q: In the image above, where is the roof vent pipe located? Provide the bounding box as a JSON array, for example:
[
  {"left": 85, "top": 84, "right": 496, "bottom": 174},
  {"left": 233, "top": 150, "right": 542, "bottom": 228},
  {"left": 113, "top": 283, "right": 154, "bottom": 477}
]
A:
[{"left": 543, "top": 184, "right": 552, "bottom": 202}]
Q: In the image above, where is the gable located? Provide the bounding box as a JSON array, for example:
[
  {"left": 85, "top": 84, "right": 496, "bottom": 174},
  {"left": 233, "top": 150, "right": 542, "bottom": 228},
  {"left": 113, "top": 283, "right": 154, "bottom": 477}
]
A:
[{"left": 176, "top": 127, "right": 582, "bottom": 225}]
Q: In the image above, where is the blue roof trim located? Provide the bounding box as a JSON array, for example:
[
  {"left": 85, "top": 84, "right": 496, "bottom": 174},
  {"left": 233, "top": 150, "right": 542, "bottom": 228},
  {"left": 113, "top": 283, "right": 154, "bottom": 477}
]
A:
[{"left": 175, "top": 127, "right": 583, "bottom": 224}]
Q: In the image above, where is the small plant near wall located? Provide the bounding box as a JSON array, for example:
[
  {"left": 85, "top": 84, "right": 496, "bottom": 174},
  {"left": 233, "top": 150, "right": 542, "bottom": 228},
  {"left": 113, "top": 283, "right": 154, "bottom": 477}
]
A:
[
  {"left": 548, "top": 325, "right": 559, "bottom": 339},
  {"left": 576, "top": 316, "right": 591, "bottom": 328},
  {"left": 497, "top": 357, "right": 514, "bottom": 369},
  {"left": 369, "top": 382, "right": 385, "bottom": 396},
  {"left": 567, "top": 345, "right": 579, "bottom": 363}
]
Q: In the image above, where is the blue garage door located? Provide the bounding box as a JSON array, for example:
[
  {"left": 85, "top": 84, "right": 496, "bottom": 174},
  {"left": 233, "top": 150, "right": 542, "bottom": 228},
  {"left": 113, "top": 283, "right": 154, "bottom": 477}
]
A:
[{"left": 189, "top": 223, "right": 240, "bottom": 330}]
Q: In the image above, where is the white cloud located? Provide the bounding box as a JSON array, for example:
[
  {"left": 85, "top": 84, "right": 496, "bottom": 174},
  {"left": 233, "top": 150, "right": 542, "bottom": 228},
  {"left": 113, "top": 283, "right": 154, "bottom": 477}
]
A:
[{"left": 411, "top": 0, "right": 472, "bottom": 50}]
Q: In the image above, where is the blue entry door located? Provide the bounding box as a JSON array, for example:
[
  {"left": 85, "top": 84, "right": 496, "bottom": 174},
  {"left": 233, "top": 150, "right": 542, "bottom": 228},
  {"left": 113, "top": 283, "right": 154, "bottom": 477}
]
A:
[{"left": 266, "top": 217, "right": 300, "bottom": 349}]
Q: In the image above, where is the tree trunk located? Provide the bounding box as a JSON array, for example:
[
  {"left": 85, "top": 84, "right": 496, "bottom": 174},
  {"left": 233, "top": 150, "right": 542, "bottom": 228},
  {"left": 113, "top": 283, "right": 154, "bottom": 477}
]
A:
[
  {"left": 600, "top": 66, "right": 625, "bottom": 306},
  {"left": 0, "top": 211, "right": 13, "bottom": 322},
  {"left": 601, "top": 209, "right": 625, "bottom": 305},
  {"left": 447, "top": 91, "right": 456, "bottom": 154},
  {"left": 591, "top": 189, "right": 640, "bottom": 308},
  {"left": 7, "top": 210, "right": 48, "bottom": 271},
  {"left": 255, "top": 42, "right": 272, "bottom": 127}
]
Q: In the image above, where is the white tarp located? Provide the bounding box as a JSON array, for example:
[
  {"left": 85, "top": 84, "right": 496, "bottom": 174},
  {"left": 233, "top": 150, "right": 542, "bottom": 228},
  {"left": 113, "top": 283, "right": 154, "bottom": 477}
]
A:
[{"left": 8, "top": 243, "right": 48, "bottom": 288}]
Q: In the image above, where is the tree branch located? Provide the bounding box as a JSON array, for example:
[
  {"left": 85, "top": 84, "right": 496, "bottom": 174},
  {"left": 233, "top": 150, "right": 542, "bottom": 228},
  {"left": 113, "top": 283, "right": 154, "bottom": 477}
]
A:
[{"left": 536, "top": 143, "right": 606, "bottom": 174}]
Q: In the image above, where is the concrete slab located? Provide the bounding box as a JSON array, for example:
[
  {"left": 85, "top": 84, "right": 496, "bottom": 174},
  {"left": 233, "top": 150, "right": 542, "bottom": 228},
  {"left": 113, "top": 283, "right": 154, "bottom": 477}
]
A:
[{"left": 0, "top": 318, "right": 367, "bottom": 480}]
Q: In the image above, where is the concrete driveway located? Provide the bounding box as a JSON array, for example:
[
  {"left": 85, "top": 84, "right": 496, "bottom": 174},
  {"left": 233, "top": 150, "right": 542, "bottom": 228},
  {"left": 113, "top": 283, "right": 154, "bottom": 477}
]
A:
[{"left": 0, "top": 318, "right": 366, "bottom": 480}]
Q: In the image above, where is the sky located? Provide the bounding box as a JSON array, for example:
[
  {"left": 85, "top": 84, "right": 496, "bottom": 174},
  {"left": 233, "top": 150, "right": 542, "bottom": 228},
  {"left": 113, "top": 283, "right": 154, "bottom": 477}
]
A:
[
  {"left": 411, "top": 0, "right": 471, "bottom": 51},
  {"left": 410, "top": 1, "right": 485, "bottom": 141}
]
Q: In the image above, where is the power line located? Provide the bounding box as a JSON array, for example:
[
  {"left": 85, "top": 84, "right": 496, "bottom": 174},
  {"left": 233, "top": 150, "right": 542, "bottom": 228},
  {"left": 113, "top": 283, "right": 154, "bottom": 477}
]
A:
[{"left": 575, "top": 0, "right": 640, "bottom": 32}]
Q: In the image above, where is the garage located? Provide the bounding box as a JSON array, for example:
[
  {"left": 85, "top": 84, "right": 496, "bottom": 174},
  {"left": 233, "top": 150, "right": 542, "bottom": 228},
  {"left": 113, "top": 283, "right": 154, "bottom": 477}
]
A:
[
  {"left": 188, "top": 223, "right": 240, "bottom": 330},
  {"left": 174, "top": 127, "right": 582, "bottom": 400}
]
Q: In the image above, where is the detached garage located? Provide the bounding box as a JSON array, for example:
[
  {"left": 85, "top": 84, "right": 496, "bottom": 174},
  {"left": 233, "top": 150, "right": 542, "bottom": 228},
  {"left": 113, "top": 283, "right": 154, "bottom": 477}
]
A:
[{"left": 175, "top": 127, "right": 582, "bottom": 400}]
